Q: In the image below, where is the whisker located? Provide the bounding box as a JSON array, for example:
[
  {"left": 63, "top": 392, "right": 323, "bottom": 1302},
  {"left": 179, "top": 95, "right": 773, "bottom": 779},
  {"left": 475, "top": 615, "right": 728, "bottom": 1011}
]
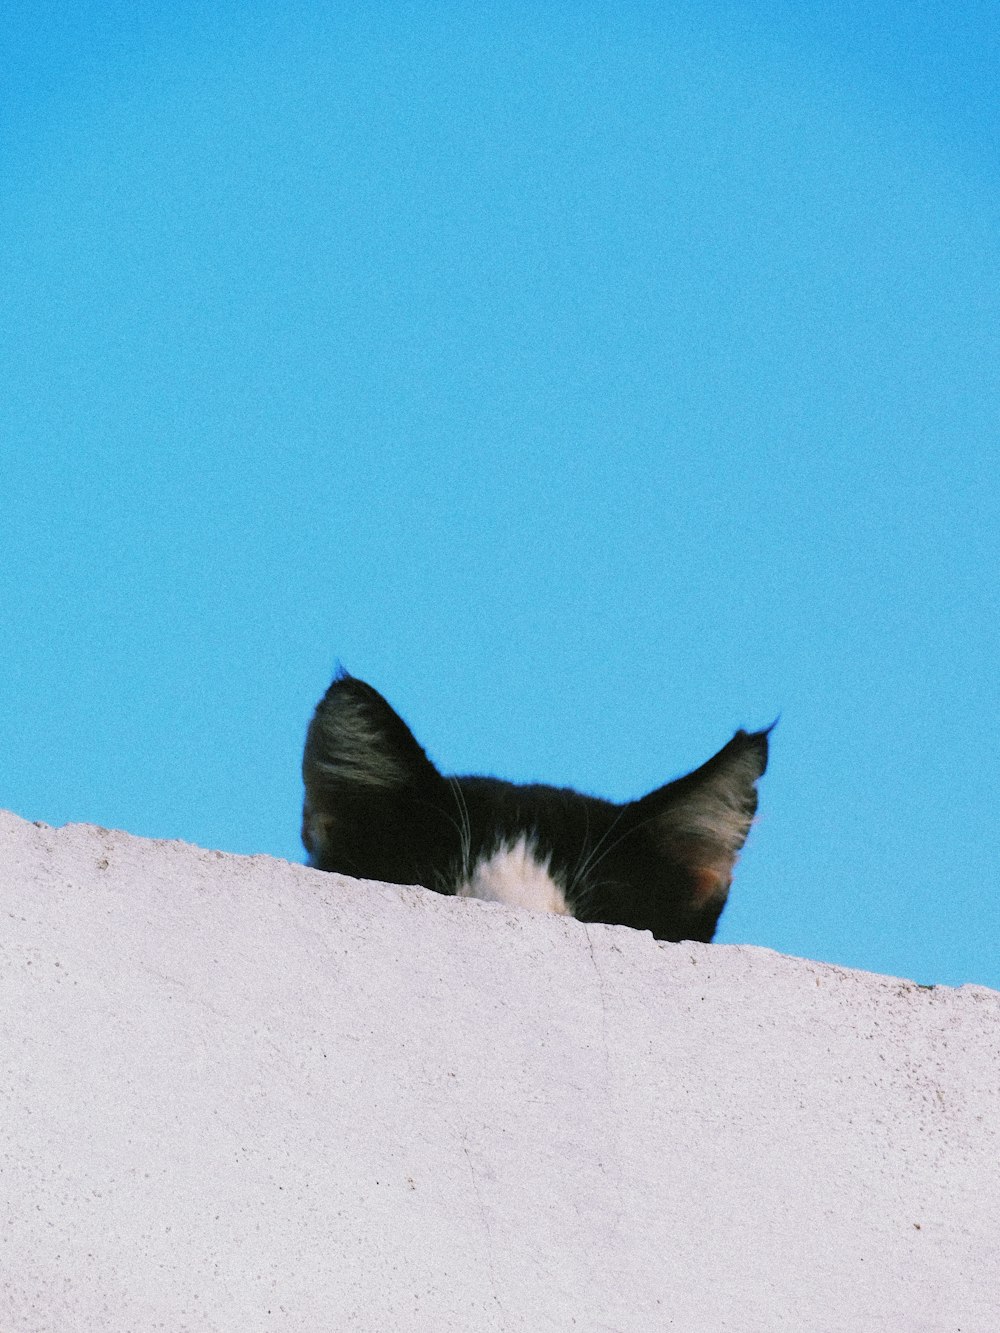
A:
[
  {"left": 447, "top": 776, "right": 473, "bottom": 881},
  {"left": 568, "top": 804, "right": 632, "bottom": 897},
  {"left": 571, "top": 876, "right": 630, "bottom": 916},
  {"left": 568, "top": 802, "right": 681, "bottom": 904},
  {"left": 565, "top": 804, "right": 594, "bottom": 899}
]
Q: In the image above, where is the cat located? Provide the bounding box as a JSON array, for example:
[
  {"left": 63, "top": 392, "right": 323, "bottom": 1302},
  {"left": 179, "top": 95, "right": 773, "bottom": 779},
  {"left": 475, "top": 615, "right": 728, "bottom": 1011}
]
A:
[{"left": 302, "top": 670, "right": 770, "bottom": 943}]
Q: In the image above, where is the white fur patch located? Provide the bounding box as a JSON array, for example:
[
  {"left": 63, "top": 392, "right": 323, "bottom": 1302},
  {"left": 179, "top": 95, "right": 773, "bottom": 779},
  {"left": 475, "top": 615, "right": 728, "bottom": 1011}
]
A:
[{"left": 456, "top": 836, "right": 569, "bottom": 917}]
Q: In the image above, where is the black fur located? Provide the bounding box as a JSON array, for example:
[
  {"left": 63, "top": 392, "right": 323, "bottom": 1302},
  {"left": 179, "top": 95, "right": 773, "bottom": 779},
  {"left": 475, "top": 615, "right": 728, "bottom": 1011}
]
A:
[{"left": 302, "top": 671, "right": 770, "bottom": 943}]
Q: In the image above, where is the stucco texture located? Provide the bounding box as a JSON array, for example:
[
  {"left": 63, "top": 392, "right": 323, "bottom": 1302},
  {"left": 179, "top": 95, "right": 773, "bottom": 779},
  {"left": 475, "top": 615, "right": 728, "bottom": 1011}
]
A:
[{"left": 2, "top": 809, "right": 998, "bottom": 1331}]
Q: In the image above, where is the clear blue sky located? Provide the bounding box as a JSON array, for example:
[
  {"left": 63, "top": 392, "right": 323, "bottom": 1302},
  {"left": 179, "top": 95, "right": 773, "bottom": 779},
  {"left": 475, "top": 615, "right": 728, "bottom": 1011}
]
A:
[{"left": 3, "top": 2, "right": 998, "bottom": 988}]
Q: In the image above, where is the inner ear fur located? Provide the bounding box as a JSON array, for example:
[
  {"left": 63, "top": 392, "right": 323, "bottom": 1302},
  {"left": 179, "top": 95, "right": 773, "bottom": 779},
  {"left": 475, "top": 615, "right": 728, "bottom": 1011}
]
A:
[
  {"left": 636, "top": 726, "right": 771, "bottom": 908},
  {"left": 303, "top": 672, "right": 442, "bottom": 796},
  {"left": 301, "top": 672, "right": 445, "bottom": 857}
]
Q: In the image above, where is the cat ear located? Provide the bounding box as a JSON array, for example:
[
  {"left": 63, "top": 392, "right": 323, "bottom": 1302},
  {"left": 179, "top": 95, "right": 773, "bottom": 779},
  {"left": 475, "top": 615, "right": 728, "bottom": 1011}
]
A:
[
  {"left": 637, "top": 725, "right": 772, "bottom": 919},
  {"left": 301, "top": 671, "right": 443, "bottom": 863}
]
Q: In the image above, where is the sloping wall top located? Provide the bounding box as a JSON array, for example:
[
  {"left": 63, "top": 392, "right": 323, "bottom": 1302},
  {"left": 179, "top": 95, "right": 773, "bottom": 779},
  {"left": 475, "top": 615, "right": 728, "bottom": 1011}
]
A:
[{"left": 2, "top": 809, "right": 998, "bottom": 1332}]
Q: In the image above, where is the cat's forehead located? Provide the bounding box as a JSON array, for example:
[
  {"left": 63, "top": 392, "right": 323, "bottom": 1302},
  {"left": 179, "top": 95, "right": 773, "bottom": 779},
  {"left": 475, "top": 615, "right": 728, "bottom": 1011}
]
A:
[{"left": 457, "top": 776, "right": 624, "bottom": 844}]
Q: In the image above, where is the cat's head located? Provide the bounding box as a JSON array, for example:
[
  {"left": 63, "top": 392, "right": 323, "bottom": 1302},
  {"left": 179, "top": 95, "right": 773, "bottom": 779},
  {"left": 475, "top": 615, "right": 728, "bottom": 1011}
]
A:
[{"left": 302, "top": 671, "right": 770, "bottom": 943}]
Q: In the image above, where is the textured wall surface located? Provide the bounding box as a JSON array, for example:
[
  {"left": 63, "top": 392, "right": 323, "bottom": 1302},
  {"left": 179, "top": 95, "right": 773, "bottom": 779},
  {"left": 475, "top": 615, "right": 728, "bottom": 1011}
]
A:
[{"left": 2, "top": 808, "right": 998, "bottom": 1332}]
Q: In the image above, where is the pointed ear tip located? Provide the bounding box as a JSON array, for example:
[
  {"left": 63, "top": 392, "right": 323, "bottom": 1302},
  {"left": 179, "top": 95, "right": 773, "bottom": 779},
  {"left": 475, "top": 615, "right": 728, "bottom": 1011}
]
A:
[
  {"left": 328, "top": 663, "right": 356, "bottom": 689},
  {"left": 318, "top": 668, "right": 366, "bottom": 708},
  {"left": 745, "top": 715, "right": 778, "bottom": 745},
  {"left": 739, "top": 715, "right": 778, "bottom": 741},
  {"left": 728, "top": 722, "right": 772, "bottom": 775}
]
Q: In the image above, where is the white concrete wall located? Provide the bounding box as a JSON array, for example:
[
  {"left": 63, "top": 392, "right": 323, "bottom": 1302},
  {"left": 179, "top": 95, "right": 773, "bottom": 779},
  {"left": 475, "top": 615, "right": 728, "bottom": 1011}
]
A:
[{"left": 2, "top": 807, "right": 998, "bottom": 1332}]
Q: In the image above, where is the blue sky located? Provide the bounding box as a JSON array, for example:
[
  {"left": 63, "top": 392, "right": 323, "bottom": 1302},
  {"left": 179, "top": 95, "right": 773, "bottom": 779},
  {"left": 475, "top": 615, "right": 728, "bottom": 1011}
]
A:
[{"left": 3, "top": 1, "right": 998, "bottom": 988}]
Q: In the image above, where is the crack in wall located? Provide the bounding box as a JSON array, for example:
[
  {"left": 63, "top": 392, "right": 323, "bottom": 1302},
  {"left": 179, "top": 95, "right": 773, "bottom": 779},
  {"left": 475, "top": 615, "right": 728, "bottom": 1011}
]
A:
[{"left": 462, "top": 1141, "right": 505, "bottom": 1323}]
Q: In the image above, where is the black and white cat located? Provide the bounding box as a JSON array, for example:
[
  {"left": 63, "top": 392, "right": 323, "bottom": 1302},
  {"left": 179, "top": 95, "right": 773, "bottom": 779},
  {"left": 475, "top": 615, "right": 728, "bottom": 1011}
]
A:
[{"left": 302, "top": 671, "right": 770, "bottom": 943}]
